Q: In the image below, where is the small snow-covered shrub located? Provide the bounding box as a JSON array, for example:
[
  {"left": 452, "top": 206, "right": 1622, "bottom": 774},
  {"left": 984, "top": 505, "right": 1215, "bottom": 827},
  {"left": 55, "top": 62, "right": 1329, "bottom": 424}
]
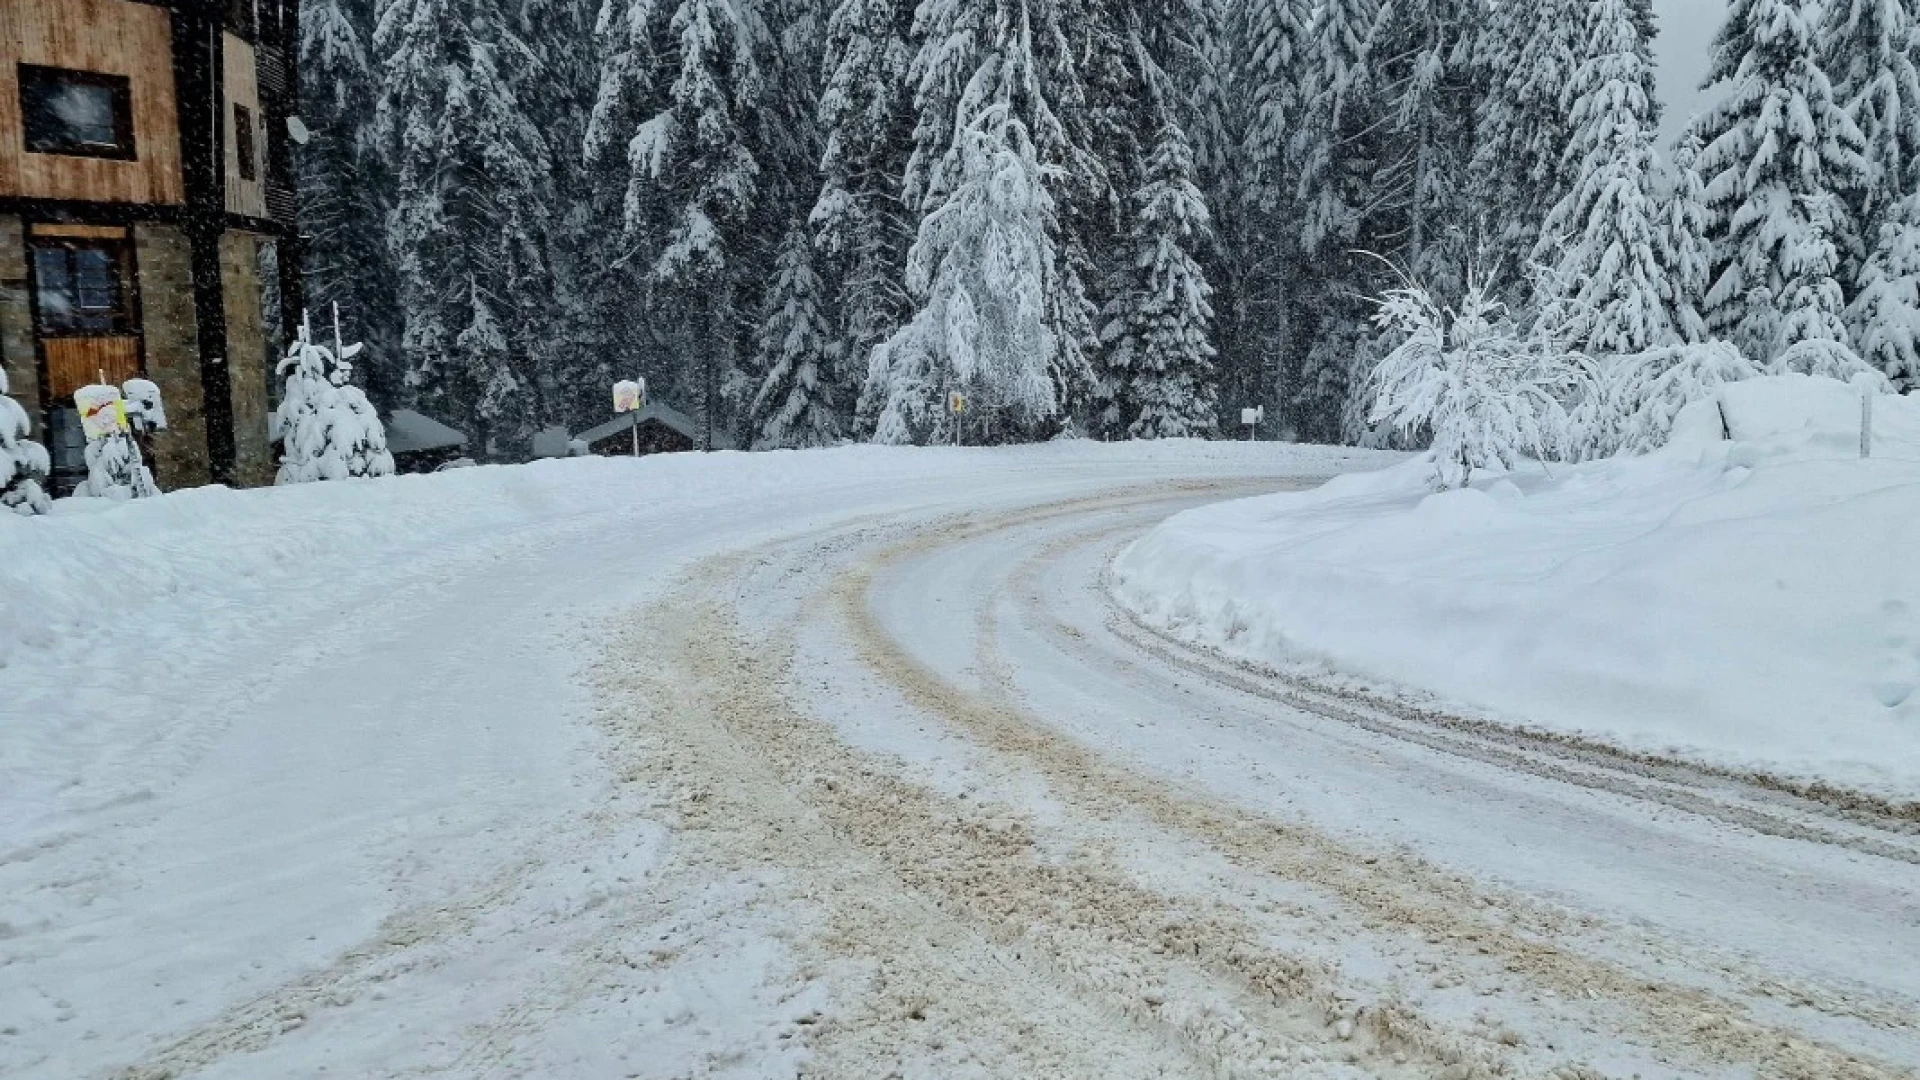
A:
[
  {"left": 0, "top": 366, "right": 50, "bottom": 515},
  {"left": 272, "top": 311, "right": 395, "bottom": 483},
  {"left": 1368, "top": 280, "right": 1588, "bottom": 489},
  {"left": 78, "top": 380, "right": 166, "bottom": 500},
  {"left": 1603, "top": 342, "right": 1761, "bottom": 455}
]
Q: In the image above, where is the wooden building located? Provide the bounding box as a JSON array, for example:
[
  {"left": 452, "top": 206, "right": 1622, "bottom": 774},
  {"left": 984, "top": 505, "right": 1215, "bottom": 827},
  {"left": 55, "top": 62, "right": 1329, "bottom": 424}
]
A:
[{"left": 0, "top": 0, "right": 303, "bottom": 493}]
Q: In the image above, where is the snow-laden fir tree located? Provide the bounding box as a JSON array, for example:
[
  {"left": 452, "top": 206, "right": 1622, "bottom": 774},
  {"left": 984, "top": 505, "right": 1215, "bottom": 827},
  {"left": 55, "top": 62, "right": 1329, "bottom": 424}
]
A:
[
  {"left": 1659, "top": 129, "right": 1713, "bottom": 344},
  {"left": 1541, "top": 0, "right": 1678, "bottom": 356},
  {"left": 1821, "top": 0, "right": 1920, "bottom": 387},
  {"left": 1204, "top": 0, "right": 1310, "bottom": 435},
  {"left": 0, "top": 367, "right": 49, "bottom": 515},
  {"left": 1368, "top": 277, "right": 1586, "bottom": 490},
  {"left": 886, "top": 0, "right": 1099, "bottom": 436},
  {"left": 1821, "top": 0, "right": 1920, "bottom": 231},
  {"left": 812, "top": 0, "right": 917, "bottom": 438},
  {"left": 588, "top": 0, "right": 808, "bottom": 448},
  {"left": 300, "top": 0, "right": 403, "bottom": 406},
  {"left": 1605, "top": 341, "right": 1761, "bottom": 455},
  {"left": 1693, "top": 0, "right": 1872, "bottom": 378},
  {"left": 273, "top": 311, "right": 398, "bottom": 482},
  {"left": 749, "top": 229, "right": 843, "bottom": 448},
  {"left": 79, "top": 381, "right": 165, "bottom": 500},
  {"left": 375, "top": 0, "right": 554, "bottom": 458},
  {"left": 1099, "top": 121, "right": 1219, "bottom": 439},
  {"left": 866, "top": 103, "right": 1062, "bottom": 443},
  {"left": 1849, "top": 191, "right": 1920, "bottom": 390},
  {"left": 1287, "top": 0, "right": 1383, "bottom": 441},
  {"left": 1362, "top": 0, "right": 1481, "bottom": 299},
  {"left": 1471, "top": 0, "right": 1603, "bottom": 299}
]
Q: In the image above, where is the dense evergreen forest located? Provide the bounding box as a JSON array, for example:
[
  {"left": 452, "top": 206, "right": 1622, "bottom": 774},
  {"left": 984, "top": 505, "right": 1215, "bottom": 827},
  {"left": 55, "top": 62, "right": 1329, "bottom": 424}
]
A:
[{"left": 297, "top": 0, "right": 1920, "bottom": 457}]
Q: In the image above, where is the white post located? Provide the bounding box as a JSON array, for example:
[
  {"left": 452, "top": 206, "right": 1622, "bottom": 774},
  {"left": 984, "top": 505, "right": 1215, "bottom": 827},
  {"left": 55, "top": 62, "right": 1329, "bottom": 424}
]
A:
[
  {"left": 1862, "top": 386, "right": 1874, "bottom": 460},
  {"left": 1854, "top": 373, "right": 1876, "bottom": 459},
  {"left": 331, "top": 301, "right": 345, "bottom": 361},
  {"left": 632, "top": 413, "right": 640, "bottom": 459}
]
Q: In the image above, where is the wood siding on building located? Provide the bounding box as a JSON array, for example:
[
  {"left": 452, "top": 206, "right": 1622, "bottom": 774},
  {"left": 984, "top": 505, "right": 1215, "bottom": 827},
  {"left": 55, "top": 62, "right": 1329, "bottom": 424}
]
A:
[
  {"left": 42, "top": 335, "right": 140, "bottom": 398},
  {"left": 221, "top": 32, "right": 265, "bottom": 220},
  {"left": 0, "top": 0, "right": 185, "bottom": 206}
]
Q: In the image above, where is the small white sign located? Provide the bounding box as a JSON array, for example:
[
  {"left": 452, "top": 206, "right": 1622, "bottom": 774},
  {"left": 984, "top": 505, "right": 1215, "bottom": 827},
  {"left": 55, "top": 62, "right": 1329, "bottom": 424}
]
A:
[
  {"left": 1241, "top": 406, "right": 1264, "bottom": 427},
  {"left": 948, "top": 391, "right": 967, "bottom": 415},
  {"left": 613, "top": 379, "right": 646, "bottom": 414}
]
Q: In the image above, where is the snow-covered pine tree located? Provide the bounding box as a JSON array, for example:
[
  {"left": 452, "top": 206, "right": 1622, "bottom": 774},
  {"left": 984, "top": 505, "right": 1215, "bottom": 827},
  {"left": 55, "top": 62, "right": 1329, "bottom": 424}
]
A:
[
  {"left": 273, "top": 311, "right": 398, "bottom": 482},
  {"left": 872, "top": 0, "right": 1097, "bottom": 440},
  {"left": 1660, "top": 129, "right": 1713, "bottom": 344},
  {"left": 1542, "top": 0, "right": 1676, "bottom": 356},
  {"left": 299, "top": 0, "right": 403, "bottom": 407},
  {"left": 1821, "top": 0, "right": 1920, "bottom": 387},
  {"left": 0, "top": 367, "right": 49, "bottom": 515},
  {"left": 375, "top": 0, "right": 554, "bottom": 458},
  {"left": 813, "top": 0, "right": 917, "bottom": 438},
  {"left": 1821, "top": 0, "right": 1920, "bottom": 233},
  {"left": 1287, "top": 0, "right": 1382, "bottom": 441},
  {"left": 1850, "top": 191, "right": 1920, "bottom": 390},
  {"left": 1100, "top": 121, "right": 1219, "bottom": 439},
  {"left": 1208, "top": 0, "right": 1310, "bottom": 435},
  {"left": 1471, "top": 0, "right": 1605, "bottom": 301},
  {"left": 749, "top": 229, "right": 843, "bottom": 448},
  {"left": 1694, "top": 0, "right": 1872, "bottom": 377},
  {"left": 867, "top": 103, "right": 1062, "bottom": 443},
  {"left": 588, "top": 0, "right": 795, "bottom": 449},
  {"left": 1361, "top": 0, "right": 1481, "bottom": 300}
]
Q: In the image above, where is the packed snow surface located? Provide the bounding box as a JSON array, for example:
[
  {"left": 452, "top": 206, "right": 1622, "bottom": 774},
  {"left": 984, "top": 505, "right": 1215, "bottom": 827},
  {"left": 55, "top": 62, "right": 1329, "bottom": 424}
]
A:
[{"left": 1115, "top": 375, "right": 1920, "bottom": 795}]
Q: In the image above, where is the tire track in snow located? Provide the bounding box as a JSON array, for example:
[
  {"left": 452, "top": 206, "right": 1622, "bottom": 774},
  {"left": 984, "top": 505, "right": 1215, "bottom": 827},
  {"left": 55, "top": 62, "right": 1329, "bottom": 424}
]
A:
[{"left": 837, "top": 496, "right": 1914, "bottom": 1080}]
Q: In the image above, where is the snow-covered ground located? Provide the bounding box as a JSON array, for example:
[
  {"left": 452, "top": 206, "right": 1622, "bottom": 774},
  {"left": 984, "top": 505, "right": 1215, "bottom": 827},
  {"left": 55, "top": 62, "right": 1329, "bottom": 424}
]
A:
[
  {"left": 0, "top": 441, "right": 1380, "bottom": 1079},
  {"left": 1115, "top": 375, "right": 1920, "bottom": 797},
  {"left": 8, "top": 430, "right": 1920, "bottom": 1080}
]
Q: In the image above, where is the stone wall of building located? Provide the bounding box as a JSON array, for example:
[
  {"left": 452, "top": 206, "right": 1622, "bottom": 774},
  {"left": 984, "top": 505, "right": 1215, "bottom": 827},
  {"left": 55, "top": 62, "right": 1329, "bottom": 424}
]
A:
[
  {"left": 221, "top": 231, "right": 275, "bottom": 487},
  {"left": 0, "top": 216, "right": 39, "bottom": 441},
  {"left": 134, "top": 224, "right": 211, "bottom": 490}
]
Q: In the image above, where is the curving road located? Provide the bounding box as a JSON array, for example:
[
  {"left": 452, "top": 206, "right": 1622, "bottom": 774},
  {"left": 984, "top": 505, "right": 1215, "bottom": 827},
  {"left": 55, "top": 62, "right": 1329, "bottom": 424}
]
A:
[{"left": 10, "top": 452, "right": 1919, "bottom": 1079}]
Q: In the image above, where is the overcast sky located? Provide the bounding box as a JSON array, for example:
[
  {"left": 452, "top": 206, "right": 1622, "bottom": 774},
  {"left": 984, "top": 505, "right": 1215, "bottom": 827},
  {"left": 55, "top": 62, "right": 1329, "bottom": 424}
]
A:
[{"left": 1651, "top": 0, "right": 1727, "bottom": 144}]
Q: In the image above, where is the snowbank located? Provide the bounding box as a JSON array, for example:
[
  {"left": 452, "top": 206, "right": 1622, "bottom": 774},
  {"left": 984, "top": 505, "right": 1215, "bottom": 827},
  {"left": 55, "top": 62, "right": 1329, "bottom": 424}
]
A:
[
  {"left": 1114, "top": 376, "right": 1920, "bottom": 796},
  {"left": 0, "top": 440, "right": 1386, "bottom": 828}
]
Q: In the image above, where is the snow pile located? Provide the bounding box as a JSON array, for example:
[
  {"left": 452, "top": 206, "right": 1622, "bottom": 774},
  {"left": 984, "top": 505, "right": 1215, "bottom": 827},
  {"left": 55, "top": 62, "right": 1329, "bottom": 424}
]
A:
[{"left": 1115, "top": 375, "right": 1920, "bottom": 794}]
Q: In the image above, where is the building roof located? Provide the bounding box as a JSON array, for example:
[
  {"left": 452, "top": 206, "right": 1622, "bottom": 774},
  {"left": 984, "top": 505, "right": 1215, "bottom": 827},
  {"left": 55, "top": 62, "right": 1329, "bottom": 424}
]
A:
[
  {"left": 385, "top": 409, "right": 468, "bottom": 455},
  {"left": 575, "top": 401, "right": 736, "bottom": 450}
]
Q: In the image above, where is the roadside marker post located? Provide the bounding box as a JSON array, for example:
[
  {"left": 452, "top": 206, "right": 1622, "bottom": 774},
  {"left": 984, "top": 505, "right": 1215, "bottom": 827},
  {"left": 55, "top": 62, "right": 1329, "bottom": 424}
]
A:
[
  {"left": 613, "top": 379, "right": 647, "bottom": 457},
  {"left": 949, "top": 391, "right": 967, "bottom": 447},
  {"left": 1241, "top": 406, "right": 1264, "bottom": 441}
]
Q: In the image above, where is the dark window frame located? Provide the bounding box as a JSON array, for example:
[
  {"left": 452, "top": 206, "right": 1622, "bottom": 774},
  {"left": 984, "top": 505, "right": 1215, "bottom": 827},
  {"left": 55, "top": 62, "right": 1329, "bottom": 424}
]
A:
[
  {"left": 18, "top": 64, "right": 138, "bottom": 162},
  {"left": 26, "top": 235, "right": 141, "bottom": 339},
  {"left": 233, "top": 103, "right": 258, "bottom": 181},
  {"left": 228, "top": 0, "right": 258, "bottom": 40}
]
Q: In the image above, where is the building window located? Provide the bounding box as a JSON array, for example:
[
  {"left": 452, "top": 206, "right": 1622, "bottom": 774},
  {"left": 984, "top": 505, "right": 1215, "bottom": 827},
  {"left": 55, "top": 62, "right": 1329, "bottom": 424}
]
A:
[
  {"left": 30, "top": 239, "right": 136, "bottom": 337},
  {"left": 228, "top": 0, "right": 258, "bottom": 39},
  {"left": 19, "top": 65, "right": 136, "bottom": 160},
  {"left": 234, "top": 104, "right": 258, "bottom": 181}
]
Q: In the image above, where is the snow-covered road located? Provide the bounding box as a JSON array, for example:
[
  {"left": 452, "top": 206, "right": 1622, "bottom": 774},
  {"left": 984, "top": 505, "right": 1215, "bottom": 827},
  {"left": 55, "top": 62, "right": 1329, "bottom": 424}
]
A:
[{"left": 5, "top": 445, "right": 1918, "bottom": 1078}]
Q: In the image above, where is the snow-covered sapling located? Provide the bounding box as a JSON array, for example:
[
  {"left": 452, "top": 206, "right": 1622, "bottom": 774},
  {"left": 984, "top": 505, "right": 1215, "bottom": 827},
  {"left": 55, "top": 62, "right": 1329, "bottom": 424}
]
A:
[
  {"left": 78, "top": 379, "right": 166, "bottom": 500},
  {"left": 1605, "top": 342, "right": 1761, "bottom": 455},
  {"left": 272, "top": 309, "right": 396, "bottom": 483},
  {"left": 1368, "top": 277, "right": 1588, "bottom": 489},
  {"left": 0, "top": 366, "right": 50, "bottom": 515}
]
